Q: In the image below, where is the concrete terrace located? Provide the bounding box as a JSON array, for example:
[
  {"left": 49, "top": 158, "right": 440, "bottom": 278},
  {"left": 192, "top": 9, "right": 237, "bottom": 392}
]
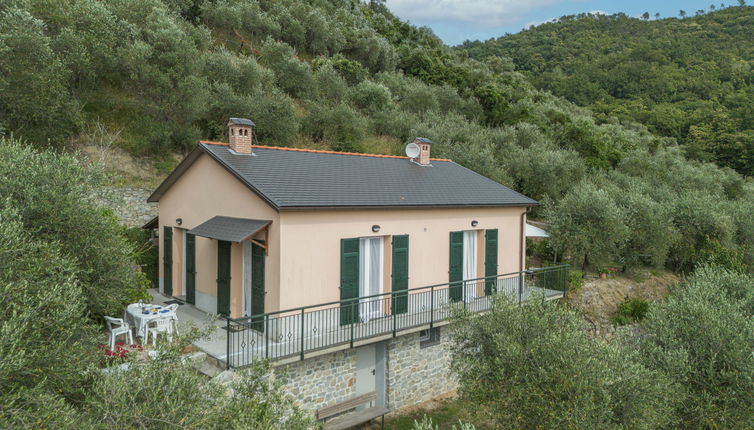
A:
[{"left": 148, "top": 270, "right": 566, "bottom": 369}]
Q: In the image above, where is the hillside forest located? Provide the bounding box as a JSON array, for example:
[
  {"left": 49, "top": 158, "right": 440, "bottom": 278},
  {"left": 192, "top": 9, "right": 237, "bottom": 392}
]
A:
[
  {"left": 1, "top": 0, "right": 753, "bottom": 275},
  {"left": 1, "top": 1, "right": 753, "bottom": 429},
  {"left": 461, "top": 5, "right": 754, "bottom": 176}
]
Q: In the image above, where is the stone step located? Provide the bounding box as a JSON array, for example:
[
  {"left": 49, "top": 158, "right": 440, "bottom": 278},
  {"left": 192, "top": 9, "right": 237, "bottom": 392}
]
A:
[{"left": 194, "top": 358, "right": 224, "bottom": 378}]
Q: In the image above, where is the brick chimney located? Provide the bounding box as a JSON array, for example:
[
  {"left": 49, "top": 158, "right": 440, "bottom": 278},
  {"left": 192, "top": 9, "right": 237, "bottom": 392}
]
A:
[
  {"left": 228, "top": 117, "right": 254, "bottom": 154},
  {"left": 415, "top": 137, "right": 433, "bottom": 166}
]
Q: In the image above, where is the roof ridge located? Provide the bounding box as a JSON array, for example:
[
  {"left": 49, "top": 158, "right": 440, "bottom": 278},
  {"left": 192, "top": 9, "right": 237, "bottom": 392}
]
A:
[{"left": 199, "top": 141, "right": 452, "bottom": 162}]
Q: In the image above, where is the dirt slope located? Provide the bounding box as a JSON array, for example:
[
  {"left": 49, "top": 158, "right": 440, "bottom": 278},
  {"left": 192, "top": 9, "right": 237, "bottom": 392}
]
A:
[{"left": 566, "top": 269, "right": 679, "bottom": 337}]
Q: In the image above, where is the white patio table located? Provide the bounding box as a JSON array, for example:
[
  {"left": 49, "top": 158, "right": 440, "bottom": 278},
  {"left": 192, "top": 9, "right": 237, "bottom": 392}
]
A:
[{"left": 126, "top": 304, "right": 177, "bottom": 338}]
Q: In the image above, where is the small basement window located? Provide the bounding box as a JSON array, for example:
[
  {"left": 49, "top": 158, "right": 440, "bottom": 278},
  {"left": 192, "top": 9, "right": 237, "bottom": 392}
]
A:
[{"left": 419, "top": 327, "right": 440, "bottom": 348}]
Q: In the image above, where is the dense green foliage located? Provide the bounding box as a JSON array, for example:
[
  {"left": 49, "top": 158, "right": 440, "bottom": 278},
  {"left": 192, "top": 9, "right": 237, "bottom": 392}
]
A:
[
  {"left": 461, "top": 6, "right": 754, "bottom": 176},
  {"left": 0, "top": 138, "right": 312, "bottom": 429},
  {"left": 450, "top": 264, "right": 754, "bottom": 429},
  {"left": 636, "top": 265, "right": 754, "bottom": 427},
  {"left": 1, "top": 0, "right": 752, "bottom": 274},
  {"left": 450, "top": 297, "right": 678, "bottom": 429},
  {"left": 0, "top": 138, "right": 147, "bottom": 317}
]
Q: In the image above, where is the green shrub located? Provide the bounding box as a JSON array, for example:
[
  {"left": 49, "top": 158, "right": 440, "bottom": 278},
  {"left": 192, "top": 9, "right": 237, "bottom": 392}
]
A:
[
  {"left": 612, "top": 297, "right": 650, "bottom": 325},
  {"left": 568, "top": 269, "right": 585, "bottom": 291}
]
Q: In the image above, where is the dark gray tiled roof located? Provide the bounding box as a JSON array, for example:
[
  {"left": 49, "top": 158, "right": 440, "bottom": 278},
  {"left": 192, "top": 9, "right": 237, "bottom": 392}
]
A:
[
  {"left": 189, "top": 216, "right": 270, "bottom": 242},
  {"left": 229, "top": 117, "right": 255, "bottom": 126},
  {"left": 199, "top": 143, "right": 538, "bottom": 209},
  {"left": 416, "top": 137, "right": 433, "bottom": 144}
]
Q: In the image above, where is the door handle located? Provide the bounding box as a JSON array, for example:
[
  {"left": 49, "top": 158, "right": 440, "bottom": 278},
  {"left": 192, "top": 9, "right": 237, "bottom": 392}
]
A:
[{"left": 371, "top": 369, "right": 375, "bottom": 375}]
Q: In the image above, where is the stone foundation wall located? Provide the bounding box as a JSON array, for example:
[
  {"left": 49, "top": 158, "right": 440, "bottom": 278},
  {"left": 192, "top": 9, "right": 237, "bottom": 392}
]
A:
[
  {"left": 276, "top": 349, "right": 357, "bottom": 412},
  {"left": 275, "top": 329, "right": 457, "bottom": 415},
  {"left": 96, "top": 187, "right": 157, "bottom": 228},
  {"left": 386, "top": 329, "right": 457, "bottom": 410}
]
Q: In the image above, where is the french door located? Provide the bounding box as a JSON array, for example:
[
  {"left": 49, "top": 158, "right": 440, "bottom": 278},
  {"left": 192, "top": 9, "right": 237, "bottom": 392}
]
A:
[{"left": 359, "top": 237, "right": 384, "bottom": 321}]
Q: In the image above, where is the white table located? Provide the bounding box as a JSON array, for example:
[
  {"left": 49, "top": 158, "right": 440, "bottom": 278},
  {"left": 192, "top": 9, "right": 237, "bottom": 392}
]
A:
[{"left": 126, "top": 304, "right": 177, "bottom": 338}]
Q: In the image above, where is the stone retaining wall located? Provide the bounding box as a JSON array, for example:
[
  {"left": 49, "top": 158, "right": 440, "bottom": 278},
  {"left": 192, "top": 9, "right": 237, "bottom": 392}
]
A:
[
  {"left": 274, "top": 329, "right": 457, "bottom": 415},
  {"left": 386, "top": 329, "right": 457, "bottom": 410},
  {"left": 276, "top": 349, "right": 357, "bottom": 412},
  {"left": 96, "top": 187, "right": 157, "bottom": 228}
]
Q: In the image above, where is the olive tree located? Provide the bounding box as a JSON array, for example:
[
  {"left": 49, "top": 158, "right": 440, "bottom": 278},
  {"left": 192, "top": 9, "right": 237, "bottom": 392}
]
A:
[
  {"left": 0, "top": 206, "right": 97, "bottom": 401},
  {"left": 638, "top": 266, "right": 754, "bottom": 428},
  {"left": 0, "top": 138, "right": 147, "bottom": 317},
  {"left": 449, "top": 298, "right": 677, "bottom": 429},
  {"left": 544, "top": 180, "right": 629, "bottom": 270}
]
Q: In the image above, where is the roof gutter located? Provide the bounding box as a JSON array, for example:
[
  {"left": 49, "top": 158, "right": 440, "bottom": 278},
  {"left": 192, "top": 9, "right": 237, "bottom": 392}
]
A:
[{"left": 278, "top": 202, "right": 540, "bottom": 211}]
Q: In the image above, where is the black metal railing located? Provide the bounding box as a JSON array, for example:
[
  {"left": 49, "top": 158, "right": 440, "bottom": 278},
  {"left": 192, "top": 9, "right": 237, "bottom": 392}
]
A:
[{"left": 226, "top": 265, "right": 570, "bottom": 368}]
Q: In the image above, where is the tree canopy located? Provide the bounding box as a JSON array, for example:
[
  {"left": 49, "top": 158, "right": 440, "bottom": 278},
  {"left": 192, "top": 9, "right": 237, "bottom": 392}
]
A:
[{"left": 460, "top": 6, "right": 754, "bottom": 176}]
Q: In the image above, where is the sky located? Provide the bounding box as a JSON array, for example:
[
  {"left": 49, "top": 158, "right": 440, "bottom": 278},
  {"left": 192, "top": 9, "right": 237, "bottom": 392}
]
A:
[{"left": 384, "top": 0, "right": 738, "bottom": 45}]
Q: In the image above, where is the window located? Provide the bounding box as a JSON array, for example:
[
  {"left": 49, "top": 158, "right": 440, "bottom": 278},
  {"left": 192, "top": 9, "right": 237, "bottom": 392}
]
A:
[{"left": 419, "top": 327, "right": 440, "bottom": 348}]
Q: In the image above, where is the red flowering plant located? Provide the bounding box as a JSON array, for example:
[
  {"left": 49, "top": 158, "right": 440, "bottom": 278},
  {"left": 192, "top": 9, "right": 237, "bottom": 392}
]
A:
[{"left": 97, "top": 342, "right": 143, "bottom": 363}]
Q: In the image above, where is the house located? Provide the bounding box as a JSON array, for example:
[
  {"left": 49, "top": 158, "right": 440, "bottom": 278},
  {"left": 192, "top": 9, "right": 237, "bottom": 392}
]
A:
[
  {"left": 148, "top": 118, "right": 569, "bottom": 418},
  {"left": 148, "top": 118, "right": 539, "bottom": 320}
]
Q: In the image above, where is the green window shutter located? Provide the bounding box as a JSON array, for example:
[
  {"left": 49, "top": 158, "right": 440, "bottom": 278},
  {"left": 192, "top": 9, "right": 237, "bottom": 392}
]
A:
[
  {"left": 185, "top": 233, "right": 196, "bottom": 305},
  {"left": 449, "top": 231, "right": 463, "bottom": 302},
  {"left": 485, "top": 229, "right": 498, "bottom": 295},
  {"left": 163, "top": 227, "right": 173, "bottom": 296},
  {"left": 340, "top": 238, "right": 360, "bottom": 325},
  {"left": 250, "top": 241, "right": 265, "bottom": 331},
  {"left": 391, "top": 235, "right": 409, "bottom": 315},
  {"left": 217, "top": 240, "right": 231, "bottom": 317}
]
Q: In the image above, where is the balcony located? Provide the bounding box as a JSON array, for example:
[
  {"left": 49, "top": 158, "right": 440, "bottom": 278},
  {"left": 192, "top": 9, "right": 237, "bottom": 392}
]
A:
[{"left": 225, "top": 265, "right": 570, "bottom": 369}]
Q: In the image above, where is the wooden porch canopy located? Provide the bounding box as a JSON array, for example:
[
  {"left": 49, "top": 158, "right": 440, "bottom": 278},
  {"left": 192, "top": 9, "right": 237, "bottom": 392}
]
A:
[{"left": 188, "top": 216, "right": 271, "bottom": 254}]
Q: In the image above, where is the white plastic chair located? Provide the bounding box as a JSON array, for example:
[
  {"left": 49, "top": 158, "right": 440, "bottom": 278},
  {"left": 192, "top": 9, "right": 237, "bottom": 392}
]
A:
[
  {"left": 104, "top": 316, "right": 133, "bottom": 350},
  {"left": 123, "top": 303, "right": 142, "bottom": 326},
  {"left": 165, "top": 304, "right": 180, "bottom": 334},
  {"left": 146, "top": 317, "right": 173, "bottom": 346}
]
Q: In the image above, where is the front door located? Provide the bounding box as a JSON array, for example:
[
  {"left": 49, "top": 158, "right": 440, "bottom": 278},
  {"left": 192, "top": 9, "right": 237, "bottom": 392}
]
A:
[
  {"left": 163, "top": 226, "right": 173, "bottom": 296},
  {"left": 217, "top": 240, "right": 231, "bottom": 317},
  {"left": 355, "top": 344, "right": 377, "bottom": 409}
]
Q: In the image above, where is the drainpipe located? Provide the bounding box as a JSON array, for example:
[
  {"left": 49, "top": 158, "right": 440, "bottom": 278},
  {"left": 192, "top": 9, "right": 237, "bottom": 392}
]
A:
[{"left": 520, "top": 207, "right": 531, "bottom": 272}]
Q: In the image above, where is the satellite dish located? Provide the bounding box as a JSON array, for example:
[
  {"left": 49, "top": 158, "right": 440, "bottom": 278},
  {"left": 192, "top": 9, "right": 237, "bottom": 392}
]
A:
[{"left": 405, "top": 142, "right": 420, "bottom": 159}]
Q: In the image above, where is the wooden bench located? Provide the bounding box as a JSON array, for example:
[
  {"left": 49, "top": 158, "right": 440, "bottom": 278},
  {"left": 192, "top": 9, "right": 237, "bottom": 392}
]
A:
[{"left": 317, "top": 391, "right": 389, "bottom": 430}]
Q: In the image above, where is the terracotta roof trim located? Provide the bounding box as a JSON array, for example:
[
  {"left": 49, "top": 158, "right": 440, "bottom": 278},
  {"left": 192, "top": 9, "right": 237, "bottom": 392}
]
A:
[{"left": 199, "top": 141, "right": 452, "bottom": 162}]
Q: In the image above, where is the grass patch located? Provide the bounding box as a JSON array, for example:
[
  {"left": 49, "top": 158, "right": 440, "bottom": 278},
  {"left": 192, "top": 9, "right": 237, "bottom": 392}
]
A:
[{"left": 381, "top": 397, "right": 488, "bottom": 429}]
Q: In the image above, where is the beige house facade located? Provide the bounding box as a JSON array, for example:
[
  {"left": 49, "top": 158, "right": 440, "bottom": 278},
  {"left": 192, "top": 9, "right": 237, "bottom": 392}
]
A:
[{"left": 149, "top": 119, "right": 538, "bottom": 320}]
